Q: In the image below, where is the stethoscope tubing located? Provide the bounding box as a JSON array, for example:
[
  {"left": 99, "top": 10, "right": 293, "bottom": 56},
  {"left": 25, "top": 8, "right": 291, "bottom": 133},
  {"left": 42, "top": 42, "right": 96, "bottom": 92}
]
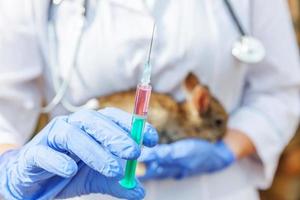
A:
[
  {"left": 41, "top": 0, "right": 95, "bottom": 113},
  {"left": 223, "top": 0, "right": 246, "bottom": 36}
]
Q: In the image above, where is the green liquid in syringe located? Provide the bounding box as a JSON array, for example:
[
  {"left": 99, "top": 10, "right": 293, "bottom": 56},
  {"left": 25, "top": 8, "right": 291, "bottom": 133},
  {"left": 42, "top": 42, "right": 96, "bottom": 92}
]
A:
[{"left": 119, "top": 115, "right": 146, "bottom": 189}]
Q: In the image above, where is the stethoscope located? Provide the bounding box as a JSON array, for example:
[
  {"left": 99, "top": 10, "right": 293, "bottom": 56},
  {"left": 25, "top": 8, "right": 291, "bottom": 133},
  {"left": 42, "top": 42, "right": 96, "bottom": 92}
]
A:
[
  {"left": 41, "top": 0, "right": 99, "bottom": 113},
  {"left": 42, "top": 0, "right": 266, "bottom": 113},
  {"left": 223, "top": 0, "right": 266, "bottom": 64}
]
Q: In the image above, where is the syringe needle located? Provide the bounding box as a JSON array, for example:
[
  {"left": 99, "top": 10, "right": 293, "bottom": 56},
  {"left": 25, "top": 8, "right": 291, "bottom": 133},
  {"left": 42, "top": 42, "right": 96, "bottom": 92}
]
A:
[
  {"left": 147, "top": 23, "right": 156, "bottom": 65},
  {"left": 141, "top": 23, "right": 156, "bottom": 86}
]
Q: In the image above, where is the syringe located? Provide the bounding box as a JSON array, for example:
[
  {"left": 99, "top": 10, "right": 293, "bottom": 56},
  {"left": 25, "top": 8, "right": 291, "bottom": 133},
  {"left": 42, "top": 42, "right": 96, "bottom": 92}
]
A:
[{"left": 119, "top": 23, "right": 155, "bottom": 189}]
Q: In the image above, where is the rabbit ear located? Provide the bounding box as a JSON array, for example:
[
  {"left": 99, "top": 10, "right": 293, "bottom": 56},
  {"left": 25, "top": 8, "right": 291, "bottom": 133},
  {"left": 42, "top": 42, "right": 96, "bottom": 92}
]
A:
[
  {"left": 183, "top": 73, "right": 210, "bottom": 114},
  {"left": 184, "top": 73, "right": 200, "bottom": 92},
  {"left": 192, "top": 86, "right": 210, "bottom": 114}
]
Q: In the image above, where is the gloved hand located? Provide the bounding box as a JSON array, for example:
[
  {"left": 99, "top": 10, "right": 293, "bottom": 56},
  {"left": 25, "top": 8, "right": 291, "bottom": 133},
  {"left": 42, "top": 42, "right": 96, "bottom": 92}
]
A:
[
  {"left": 0, "top": 108, "right": 158, "bottom": 200},
  {"left": 139, "top": 139, "right": 235, "bottom": 180}
]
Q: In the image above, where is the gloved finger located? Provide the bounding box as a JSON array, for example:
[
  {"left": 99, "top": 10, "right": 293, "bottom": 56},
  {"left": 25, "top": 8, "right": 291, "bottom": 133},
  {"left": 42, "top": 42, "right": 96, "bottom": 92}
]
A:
[
  {"left": 104, "top": 178, "right": 146, "bottom": 200},
  {"left": 139, "top": 144, "right": 172, "bottom": 164},
  {"left": 68, "top": 109, "right": 140, "bottom": 159},
  {"left": 22, "top": 145, "right": 77, "bottom": 180},
  {"left": 138, "top": 162, "right": 181, "bottom": 181},
  {"left": 140, "top": 139, "right": 206, "bottom": 165},
  {"left": 142, "top": 124, "right": 159, "bottom": 147},
  {"left": 99, "top": 107, "right": 159, "bottom": 147},
  {"left": 214, "top": 141, "right": 236, "bottom": 163},
  {"left": 47, "top": 117, "right": 123, "bottom": 178}
]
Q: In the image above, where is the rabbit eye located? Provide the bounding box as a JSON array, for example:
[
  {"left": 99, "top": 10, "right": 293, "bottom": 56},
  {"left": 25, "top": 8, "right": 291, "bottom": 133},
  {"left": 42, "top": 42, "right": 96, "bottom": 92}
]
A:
[{"left": 214, "top": 118, "right": 224, "bottom": 127}]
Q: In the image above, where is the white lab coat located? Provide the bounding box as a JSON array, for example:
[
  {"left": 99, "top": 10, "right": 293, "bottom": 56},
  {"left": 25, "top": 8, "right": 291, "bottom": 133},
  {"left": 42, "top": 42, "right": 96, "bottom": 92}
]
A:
[{"left": 0, "top": 0, "right": 299, "bottom": 199}]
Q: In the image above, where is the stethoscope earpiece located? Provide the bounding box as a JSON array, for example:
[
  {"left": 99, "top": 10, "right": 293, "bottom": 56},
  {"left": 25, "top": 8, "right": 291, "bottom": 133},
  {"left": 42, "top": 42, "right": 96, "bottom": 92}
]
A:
[{"left": 232, "top": 36, "right": 266, "bottom": 64}]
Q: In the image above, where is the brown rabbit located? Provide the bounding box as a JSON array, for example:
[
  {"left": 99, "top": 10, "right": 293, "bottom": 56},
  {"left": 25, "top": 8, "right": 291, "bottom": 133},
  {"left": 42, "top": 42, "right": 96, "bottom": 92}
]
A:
[
  {"left": 99, "top": 73, "right": 228, "bottom": 143},
  {"left": 35, "top": 73, "right": 228, "bottom": 143}
]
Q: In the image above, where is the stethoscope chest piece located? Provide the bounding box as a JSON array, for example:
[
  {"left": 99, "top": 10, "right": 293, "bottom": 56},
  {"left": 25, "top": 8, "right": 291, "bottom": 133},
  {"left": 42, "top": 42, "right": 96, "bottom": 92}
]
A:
[{"left": 232, "top": 36, "right": 265, "bottom": 64}]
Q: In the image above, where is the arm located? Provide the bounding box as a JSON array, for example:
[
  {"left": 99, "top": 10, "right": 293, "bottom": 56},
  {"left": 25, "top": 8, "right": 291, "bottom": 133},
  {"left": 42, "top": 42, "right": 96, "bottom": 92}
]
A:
[
  {"left": 0, "top": 144, "right": 19, "bottom": 154},
  {"left": 224, "top": 129, "right": 256, "bottom": 160},
  {"left": 228, "top": 0, "right": 300, "bottom": 189}
]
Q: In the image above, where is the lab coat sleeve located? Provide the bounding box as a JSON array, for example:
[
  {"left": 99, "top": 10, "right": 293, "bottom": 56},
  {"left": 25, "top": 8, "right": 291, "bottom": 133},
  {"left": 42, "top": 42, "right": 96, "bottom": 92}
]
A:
[
  {"left": 228, "top": 0, "right": 300, "bottom": 189},
  {"left": 0, "top": 1, "right": 42, "bottom": 146}
]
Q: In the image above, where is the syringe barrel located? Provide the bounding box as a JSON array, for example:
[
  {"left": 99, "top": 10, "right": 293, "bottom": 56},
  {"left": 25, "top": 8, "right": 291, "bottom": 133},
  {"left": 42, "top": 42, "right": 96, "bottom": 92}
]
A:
[
  {"left": 133, "top": 84, "right": 152, "bottom": 116},
  {"left": 119, "top": 83, "right": 152, "bottom": 189}
]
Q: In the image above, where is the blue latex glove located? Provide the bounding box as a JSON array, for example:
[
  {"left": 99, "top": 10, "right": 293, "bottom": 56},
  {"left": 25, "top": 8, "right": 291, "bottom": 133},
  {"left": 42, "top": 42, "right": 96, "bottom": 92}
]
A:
[
  {"left": 0, "top": 108, "right": 158, "bottom": 200},
  {"left": 139, "top": 139, "right": 235, "bottom": 180}
]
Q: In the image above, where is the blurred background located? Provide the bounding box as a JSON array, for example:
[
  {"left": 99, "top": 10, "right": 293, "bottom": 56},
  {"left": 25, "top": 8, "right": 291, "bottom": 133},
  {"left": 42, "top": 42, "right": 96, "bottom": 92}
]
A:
[
  {"left": 260, "top": 2, "right": 300, "bottom": 200},
  {"left": 289, "top": 0, "right": 300, "bottom": 44}
]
